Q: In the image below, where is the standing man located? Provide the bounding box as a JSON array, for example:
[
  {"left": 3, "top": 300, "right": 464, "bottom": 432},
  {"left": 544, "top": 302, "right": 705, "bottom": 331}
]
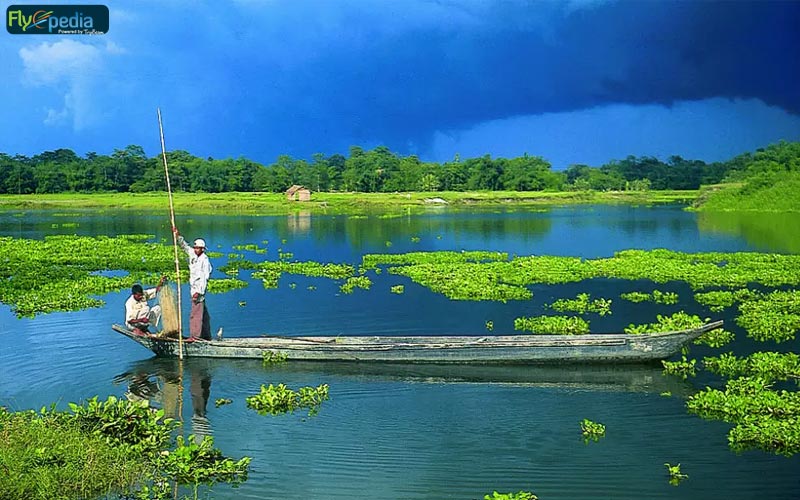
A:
[{"left": 174, "top": 227, "right": 213, "bottom": 341}]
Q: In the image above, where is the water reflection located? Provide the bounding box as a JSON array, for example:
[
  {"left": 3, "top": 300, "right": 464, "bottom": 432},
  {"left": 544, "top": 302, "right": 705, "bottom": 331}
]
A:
[
  {"left": 114, "top": 359, "right": 212, "bottom": 439},
  {"left": 116, "top": 357, "right": 692, "bottom": 397},
  {"left": 697, "top": 210, "right": 800, "bottom": 253}
]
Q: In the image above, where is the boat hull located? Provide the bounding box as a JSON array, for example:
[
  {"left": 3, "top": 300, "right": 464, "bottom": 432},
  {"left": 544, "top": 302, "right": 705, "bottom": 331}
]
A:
[{"left": 112, "top": 320, "right": 723, "bottom": 364}]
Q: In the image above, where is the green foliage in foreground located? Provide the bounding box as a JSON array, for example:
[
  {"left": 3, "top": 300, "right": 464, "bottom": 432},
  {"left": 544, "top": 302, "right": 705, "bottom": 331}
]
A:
[
  {"left": 0, "top": 398, "right": 250, "bottom": 500},
  {"left": 484, "top": 492, "right": 538, "bottom": 500},
  {"left": 0, "top": 406, "right": 144, "bottom": 500},
  {"left": 687, "top": 377, "right": 800, "bottom": 456},
  {"left": 550, "top": 293, "right": 612, "bottom": 316},
  {"left": 514, "top": 315, "right": 590, "bottom": 335},
  {"left": 245, "top": 383, "right": 330, "bottom": 416}
]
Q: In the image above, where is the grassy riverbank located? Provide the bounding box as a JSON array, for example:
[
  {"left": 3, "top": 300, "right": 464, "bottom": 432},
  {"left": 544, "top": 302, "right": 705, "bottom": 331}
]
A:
[{"left": 0, "top": 190, "right": 700, "bottom": 215}]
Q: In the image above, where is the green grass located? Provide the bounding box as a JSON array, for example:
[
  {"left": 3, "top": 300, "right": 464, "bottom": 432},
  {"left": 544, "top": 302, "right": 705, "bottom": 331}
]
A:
[
  {"left": 0, "top": 189, "right": 701, "bottom": 215},
  {"left": 695, "top": 173, "right": 800, "bottom": 212},
  {"left": 0, "top": 407, "right": 147, "bottom": 500}
]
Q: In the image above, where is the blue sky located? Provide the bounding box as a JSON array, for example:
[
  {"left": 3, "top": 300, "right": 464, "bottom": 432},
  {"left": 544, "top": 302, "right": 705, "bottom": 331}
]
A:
[{"left": 1, "top": 0, "right": 799, "bottom": 169}]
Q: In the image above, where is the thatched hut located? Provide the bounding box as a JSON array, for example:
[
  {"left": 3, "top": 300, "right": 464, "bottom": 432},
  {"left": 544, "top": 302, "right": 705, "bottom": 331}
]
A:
[{"left": 286, "top": 185, "right": 311, "bottom": 201}]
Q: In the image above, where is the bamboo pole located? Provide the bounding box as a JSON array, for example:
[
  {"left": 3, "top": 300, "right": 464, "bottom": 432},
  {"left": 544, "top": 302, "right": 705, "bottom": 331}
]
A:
[{"left": 157, "top": 108, "right": 184, "bottom": 360}]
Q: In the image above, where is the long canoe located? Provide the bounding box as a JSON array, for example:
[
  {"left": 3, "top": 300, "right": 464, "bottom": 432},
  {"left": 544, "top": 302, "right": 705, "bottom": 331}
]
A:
[{"left": 112, "top": 320, "right": 723, "bottom": 364}]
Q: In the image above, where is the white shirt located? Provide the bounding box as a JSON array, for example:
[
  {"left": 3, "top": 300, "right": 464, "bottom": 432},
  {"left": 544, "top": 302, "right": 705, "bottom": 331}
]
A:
[
  {"left": 125, "top": 287, "right": 157, "bottom": 325},
  {"left": 178, "top": 236, "right": 213, "bottom": 295}
]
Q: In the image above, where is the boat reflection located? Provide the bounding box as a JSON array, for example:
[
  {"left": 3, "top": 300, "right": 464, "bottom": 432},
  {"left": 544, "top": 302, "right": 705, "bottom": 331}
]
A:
[{"left": 115, "top": 357, "right": 694, "bottom": 400}]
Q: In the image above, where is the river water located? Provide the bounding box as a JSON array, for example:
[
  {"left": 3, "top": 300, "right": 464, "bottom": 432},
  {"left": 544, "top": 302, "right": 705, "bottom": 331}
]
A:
[{"left": 1, "top": 205, "right": 798, "bottom": 499}]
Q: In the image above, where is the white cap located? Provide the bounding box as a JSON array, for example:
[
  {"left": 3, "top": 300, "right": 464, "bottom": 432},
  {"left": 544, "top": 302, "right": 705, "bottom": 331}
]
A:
[{"left": 193, "top": 238, "right": 206, "bottom": 248}]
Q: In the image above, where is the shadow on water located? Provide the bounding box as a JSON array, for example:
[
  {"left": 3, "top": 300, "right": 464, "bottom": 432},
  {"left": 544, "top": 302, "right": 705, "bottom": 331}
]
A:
[{"left": 114, "top": 357, "right": 694, "bottom": 399}]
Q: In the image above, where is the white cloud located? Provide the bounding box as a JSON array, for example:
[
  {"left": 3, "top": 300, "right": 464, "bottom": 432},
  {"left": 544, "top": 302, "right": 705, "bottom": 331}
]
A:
[{"left": 19, "top": 39, "right": 117, "bottom": 130}]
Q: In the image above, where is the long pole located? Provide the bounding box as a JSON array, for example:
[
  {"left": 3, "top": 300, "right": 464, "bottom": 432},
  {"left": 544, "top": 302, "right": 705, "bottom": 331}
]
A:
[{"left": 157, "top": 108, "right": 184, "bottom": 360}]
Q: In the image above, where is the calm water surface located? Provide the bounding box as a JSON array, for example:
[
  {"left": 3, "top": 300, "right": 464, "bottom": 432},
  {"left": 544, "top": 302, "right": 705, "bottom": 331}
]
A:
[{"left": 1, "top": 205, "right": 799, "bottom": 499}]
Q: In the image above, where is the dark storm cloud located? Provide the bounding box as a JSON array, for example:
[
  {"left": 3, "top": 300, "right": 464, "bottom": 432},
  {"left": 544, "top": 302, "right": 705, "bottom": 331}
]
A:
[{"left": 206, "top": 0, "right": 798, "bottom": 159}]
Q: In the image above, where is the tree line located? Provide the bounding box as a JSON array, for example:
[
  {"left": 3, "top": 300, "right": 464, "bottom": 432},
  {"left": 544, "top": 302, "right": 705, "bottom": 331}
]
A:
[{"left": 1, "top": 141, "right": 796, "bottom": 195}]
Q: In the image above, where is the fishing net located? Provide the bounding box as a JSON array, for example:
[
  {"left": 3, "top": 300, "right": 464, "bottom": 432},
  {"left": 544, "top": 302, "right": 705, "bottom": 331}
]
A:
[{"left": 158, "top": 284, "right": 181, "bottom": 338}]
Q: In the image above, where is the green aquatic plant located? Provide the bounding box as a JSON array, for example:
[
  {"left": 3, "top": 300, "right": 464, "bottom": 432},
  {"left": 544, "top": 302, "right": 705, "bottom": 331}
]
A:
[
  {"left": 652, "top": 290, "right": 679, "bottom": 305},
  {"left": 624, "top": 312, "right": 705, "bottom": 335},
  {"left": 261, "top": 350, "right": 288, "bottom": 365},
  {"left": 153, "top": 435, "right": 250, "bottom": 494},
  {"left": 662, "top": 356, "right": 697, "bottom": 379},
  {"left": 550, "top": 293, "right": 612, "bottom": 316},
  {"left": 68, "top": 395, "right": 176, "bottom": 454},
  {"left": 687, "top": 377, "right": 800, "bottom": 456},
  {"left": 620, "top": 290, "right": 678, "bottom": 305},
  {"left": 0, "top": 397, "right": 251, "bottom": 500},
  {"left": 620, "top": 291, "right": 651, "bottom": 303},
  {"left": 664, "top": 463, "right": 688, "bottom": 485},
  {"left": 514, "top": 315, "right": 590, "bottom": 335},
  {"left": 253, "top": 260, "right": 355, "bottom": 280},
  {"left": 693, "top": 328, "right": 735, "bottom": 348},
  {"left": 390, "top": 285, "right": 404, "bottom": 294},
  {"left": 214, "top": 398, "right": 233, "bottom": 407},
  {"left": 206, "top": 278, "right": 248, "bottom": 293},
  {"left": 736, "top": 290, "right": 800, "bottom": 342},
  {"left": 340, "top": 276, "right": 372, "bottom": 294},
  {"left": 580, "top": 419, "right": 606, "bottom": 442},
  {"left": 694, "top": 288, "right": 760, "bottom": 312},
  {"left": 485, "top": 320, "right": 494, "bottom": 331},
  {"left": 0, "top": 234, "right": 175, "bottom": 317},
  {"left": 484, "top": 492, "right": 537, "bottom": 500},
  {"left": 245, "top": 383, "right": 330, "bottom": 416},
  {"left": 703, "top": 352, "right": 800, "bottom": 384}
]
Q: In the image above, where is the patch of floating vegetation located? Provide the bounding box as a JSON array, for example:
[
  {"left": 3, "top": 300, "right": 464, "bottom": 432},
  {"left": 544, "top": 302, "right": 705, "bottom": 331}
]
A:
[
  {"left": 340, "top": 276, "right": 372, "bottom": 294},
  {"left": 624, "top": 312, "right": 705, "bottom": 335},
  {"left": 252, "top": 261, "right": 354, "bottom": 282},
  {"left": 206, "top": 278, "right": 248, "bottom": 293},
  {"left": 0, "top": 235, "right": 248, "bottom": 317},
  {"left": 549, "top": 293, "right": 612, "bottom": 316},
  {"left": 362, "top": 249, "right": 800, "bottom": 303},
  {"left": 620, "top": 289, "right": 678, "bottom": 305},
  {"left": 0, "top": 235, "right": 173, "bottom": 317},
  {"left": 693, "top": 288, "right": 761, "bottom": 312},
  {"left": 513, "top": 315, "right": 590, "bottom": 335},
  {"left": 693, "top": 328, "right": 736, "bottom": 348},
  {"left": 736, "top": 290, "right": 800, "bottom": 343},
  {"left": 703, "top": 352, "right": 800, "bottom": 383},
  {"left": 687, "top": 377, "right": 800, "bottom": 456}
]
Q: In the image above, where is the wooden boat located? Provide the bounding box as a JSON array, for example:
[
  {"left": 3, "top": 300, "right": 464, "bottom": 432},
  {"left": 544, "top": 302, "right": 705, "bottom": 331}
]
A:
[{"left": 112, "top": 320, "right": 723, "bottom": 364}]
